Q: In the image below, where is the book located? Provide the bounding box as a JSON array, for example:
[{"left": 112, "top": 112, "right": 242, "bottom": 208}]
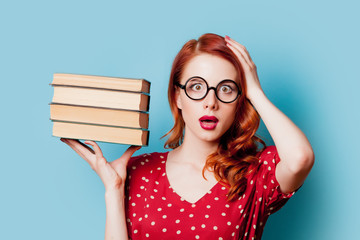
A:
[
  {"left": 52, "top": 73, "right": 150, "bottom": 93},
  {"left": 50, "top": 103, "right": 149, "bottom": 129},
  {"left": 53, "top": 121, "right": 149, "bottom": 146},
  {"left": 52, "top": 85, "right": 149, "bottom": 111}
]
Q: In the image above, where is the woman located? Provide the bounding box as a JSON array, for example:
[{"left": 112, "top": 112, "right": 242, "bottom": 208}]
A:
[{"left": 61, "top": 33, "right": 314, "bottom": 240}]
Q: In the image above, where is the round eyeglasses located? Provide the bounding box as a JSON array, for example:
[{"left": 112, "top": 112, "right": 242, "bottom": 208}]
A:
[{"left": 175, "top": 76, "right": 241, "bottom": 103}]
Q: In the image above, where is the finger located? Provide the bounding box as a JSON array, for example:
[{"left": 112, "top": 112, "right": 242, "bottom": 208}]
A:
[
  {"left": 225, "top": 36, "right": 254, "bottom": 65},
  {"left": 226, "top": 42, "right": 250, "bottom": 69},
  {"left": 112, "top": 146, "right": 141, "bottom": 168},
  {"left": 61, "top": 138, "right": 93, "bottom": 160},
  {"left": 84, "top": 141, "right": 103, "bottom": 158}
]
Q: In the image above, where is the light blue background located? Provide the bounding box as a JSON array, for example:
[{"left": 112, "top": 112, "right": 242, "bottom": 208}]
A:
[{"left": 1, "top": 0, "right": 359, "bottom": 239}]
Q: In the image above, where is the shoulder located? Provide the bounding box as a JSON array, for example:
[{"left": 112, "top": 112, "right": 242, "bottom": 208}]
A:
[{"left": 127, "top": 152, "right": 168, "bottom": 174}]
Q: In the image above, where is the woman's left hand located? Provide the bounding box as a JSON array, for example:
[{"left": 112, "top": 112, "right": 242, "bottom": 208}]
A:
[{"left": 225, "top": 35, "right": 263, "bottom": 101}]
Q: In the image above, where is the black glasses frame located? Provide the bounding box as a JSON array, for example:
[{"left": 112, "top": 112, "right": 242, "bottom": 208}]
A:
[{"left": 175, "top": 76, "right": 241, "bottom": 103}]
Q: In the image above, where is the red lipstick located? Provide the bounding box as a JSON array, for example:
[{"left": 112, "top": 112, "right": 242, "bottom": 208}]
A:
[{"left": 199, "top": 116, "right": 219, "bottom": 130}]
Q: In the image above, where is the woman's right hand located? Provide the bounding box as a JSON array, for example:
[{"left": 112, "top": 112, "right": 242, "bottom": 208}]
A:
[{"left": 60, "top": 138, "right": 141, "bottom": 192}]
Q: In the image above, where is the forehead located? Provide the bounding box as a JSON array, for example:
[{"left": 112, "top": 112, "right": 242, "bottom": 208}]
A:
[{"left": 180, "top": 53, "right": 237, "bottom": 85}]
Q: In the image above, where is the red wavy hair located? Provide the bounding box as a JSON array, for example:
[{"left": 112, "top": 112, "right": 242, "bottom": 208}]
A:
[{"left": 163, "top": 33, "right": 265, "bottom": 201}]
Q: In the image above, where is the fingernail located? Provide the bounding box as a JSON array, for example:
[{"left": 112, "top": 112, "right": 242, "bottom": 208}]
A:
[{"left": 225, "top": 35, "right": 230, "bottom": 40}]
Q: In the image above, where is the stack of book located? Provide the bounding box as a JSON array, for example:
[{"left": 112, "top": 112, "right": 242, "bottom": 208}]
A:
[{"left": 50, "top": 73, "right": 150, "bottom": 146}]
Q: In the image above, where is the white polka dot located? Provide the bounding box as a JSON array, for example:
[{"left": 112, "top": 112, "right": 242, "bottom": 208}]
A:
[
  {"left": 213, "top": 226, "right": 218, "bottom": 230},
  {"left": 136, "top": 194, "right": 141, "bottom": 197},
  {"left": 131, "top": 203, "right": 136, "bottom": 206},
  {"left": 227, "top": 221, "right": 231, "bottom": 226},
  {"left": 146, "top": 233, "right": 149, "bottom": 237},
  {"left": 139, "top": 217, "right": 142, "bottom": 221},
  {"left": 175, "top": 219, "right": 180, "bottom": 223},
  {"left": 264, "top": 160, "right": 268, "bottom": 165},
  {"left": 160, "top": 155, "right": 164, "bottom": 159},
  {"left": 140, "top": 186, "right": 145, "bottom": 189},
  {"left": 236, "top": 225, "right": 240, "bottom": 229},
  {"left": 264, "top": 185, "right": 267, "bottom": 189},
  {"left": 205, "top": 214, "right": 209, "bottom": 218},
  {"left": 214, "top": 197, "right": 219, "bottom": 200},
  {"left": 145, "top": 214, "right": 148, "bottom": 218},
  {"left": 206, "top": 205, "right": 211, "bottom": 209},
  {"left": 157, "top": 167, "right": 161, "bottom": 170},
  {"left": 238, "top": 205, "right": 242, "bottom": 209},
  {"left": 245, "top": 232, "right": 248, "bottom": 236},
  {"left": 189, "top": 214, "right": 194, "bottom": 218},
  {"left": 208, "top": 190, "right": 212, "bottom": 194},
  {"left": 271, "top": 179, "right": 275, "bottom": 184},
  {"left": 134, "top": 229, "right": 138, "bottom": 234},
  {"left": 132, "top": 166, "right": 136, "bottom": 170},
  {"left": 268, "top": 166, "right": 271, "bottom": 171},
  {"left": 150, "top": 195, "right": 154, "bottom": 199},
  {"left": 141, "top": 162, "right": 145, "bottom": 165},
  {"left": 133, "top": 213, "right": 136, "bottom": 217},
  {"left": 151, "top": 221, "right": 155, "bottom": 226},
  {"left": 157, "top": 208, "right": 162, "bottom": 211},
  {"left": 259, "top": 197, "right": 262, "bottom": 202},
  {"left": 162, "top": 197, "right": 166, "bottom": 200},
  {"left": 191, "top": 226, "right": 195, "bottom": 230},
  {"left": 191, "top": 204, "right": 196, "bottom": 208},
  {"left": 260, "top": 222, "right": 263, "bottom": 226},
  {"left": 127, "top": 218, "right": 130, "bottom": 222},
  {"left": 177, "top": 230, "right": 181, "bottom": 234},
  {"left": 155, "top": 181, "right": 159, "bottom": 185},
  {"left": 162, "top": 215, "right": 167, "bottom": 219},
  {"left": 154, "top": 189, "right": 158, "bottom": 192},
  {"left": 221, "top": 212, "right": 226, "bottom": 216},
  {"left": 219, "top": 238, "right": 223, "bottom": 240},
  {"left": 180, "top": 208, "right": 185, "bottom": 212},
  {"left": 250, "top": 180, "right": 253, "bottom": 184},
  {"left": 225, "top": 204, "right": 230, "bottom": 208},
  {"left": 221, "top": 187, "right": 226, "bottom": 190},
  {"left": 253, "top": 224, "right": 256, "bottom": 229},
  {"left": 146, "top": 204, "right": 149, "bottom": 208},
  {"left": 201, "top": 224, "right": 206, "bottom": 228},
  {"left": 162, "top": 173, "right": 166, "bottom": 176},
  {"left": 145, "top": 159, "right": 149, "bottom": 162},
  {"left": 162, "top": 228, "right": 167, "bottom": 232},
  {"left": 195, "top": 235, "right": 200, "bottom": 239},
  {"left": 240, "top": 209, "right": 244, "bottom": 214},
  {"left": 168, "top": 203, "right": 172, "bottom": 207},
  {"left": 267, "top": 151, "right": 271, "bottom": 154}
]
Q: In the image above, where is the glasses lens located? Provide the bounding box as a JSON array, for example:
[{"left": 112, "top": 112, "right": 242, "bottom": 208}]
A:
[
  {"left": 185, "top": 77, "right": 207, "bottom": 99},
  {"left": 216, "top": 80, "right": 239, "bottom": 102}
]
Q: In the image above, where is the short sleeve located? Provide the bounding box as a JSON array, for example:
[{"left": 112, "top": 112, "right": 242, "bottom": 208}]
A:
[{"left": 254, "top": 146, "right": 298, "bottom": 215}]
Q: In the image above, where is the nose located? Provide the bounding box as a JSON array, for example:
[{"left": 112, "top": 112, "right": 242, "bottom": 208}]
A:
[{"left": 203, "top": 88, "right": 218, "bottom": 110}]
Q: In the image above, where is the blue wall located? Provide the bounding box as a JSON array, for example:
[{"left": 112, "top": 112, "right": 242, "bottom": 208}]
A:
[{"left": 1, "top": 0, "right": 359, "bottom": 239}]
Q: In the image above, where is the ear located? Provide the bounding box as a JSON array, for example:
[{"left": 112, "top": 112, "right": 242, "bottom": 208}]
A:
[{"left": 175, "top": 87, "right": 182, "bottom": 110}]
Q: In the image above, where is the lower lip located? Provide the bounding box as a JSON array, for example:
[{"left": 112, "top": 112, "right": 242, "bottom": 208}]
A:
[{"left": 199, "top": 121, "right": 218, "bottom": 130}]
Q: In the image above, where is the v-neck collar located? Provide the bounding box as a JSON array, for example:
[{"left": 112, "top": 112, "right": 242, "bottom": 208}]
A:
[{"left": 162, "top": 151, "right": 221, "bottom": 206}]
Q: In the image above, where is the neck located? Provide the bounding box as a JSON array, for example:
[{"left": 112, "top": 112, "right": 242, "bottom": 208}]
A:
[{"left": 173, "top": 130, "right": 219, "bottom": 167}]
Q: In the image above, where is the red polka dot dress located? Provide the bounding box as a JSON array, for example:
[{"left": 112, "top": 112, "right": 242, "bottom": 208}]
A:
[{"left": 125, "top": 146, "right": 296, "bottom": 240}]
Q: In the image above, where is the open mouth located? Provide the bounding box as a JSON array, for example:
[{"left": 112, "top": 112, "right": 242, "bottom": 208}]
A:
[{"left": 199, "top": 116, "right": 219, "bottom": 130}]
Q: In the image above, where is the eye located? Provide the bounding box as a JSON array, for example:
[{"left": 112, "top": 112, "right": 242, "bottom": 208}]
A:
[
  {"left": 190, "top": 83, "right": 204, "bottom": 91},
  {"left": 219, "top": 85, "right": 232, "bottom": 93}
]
